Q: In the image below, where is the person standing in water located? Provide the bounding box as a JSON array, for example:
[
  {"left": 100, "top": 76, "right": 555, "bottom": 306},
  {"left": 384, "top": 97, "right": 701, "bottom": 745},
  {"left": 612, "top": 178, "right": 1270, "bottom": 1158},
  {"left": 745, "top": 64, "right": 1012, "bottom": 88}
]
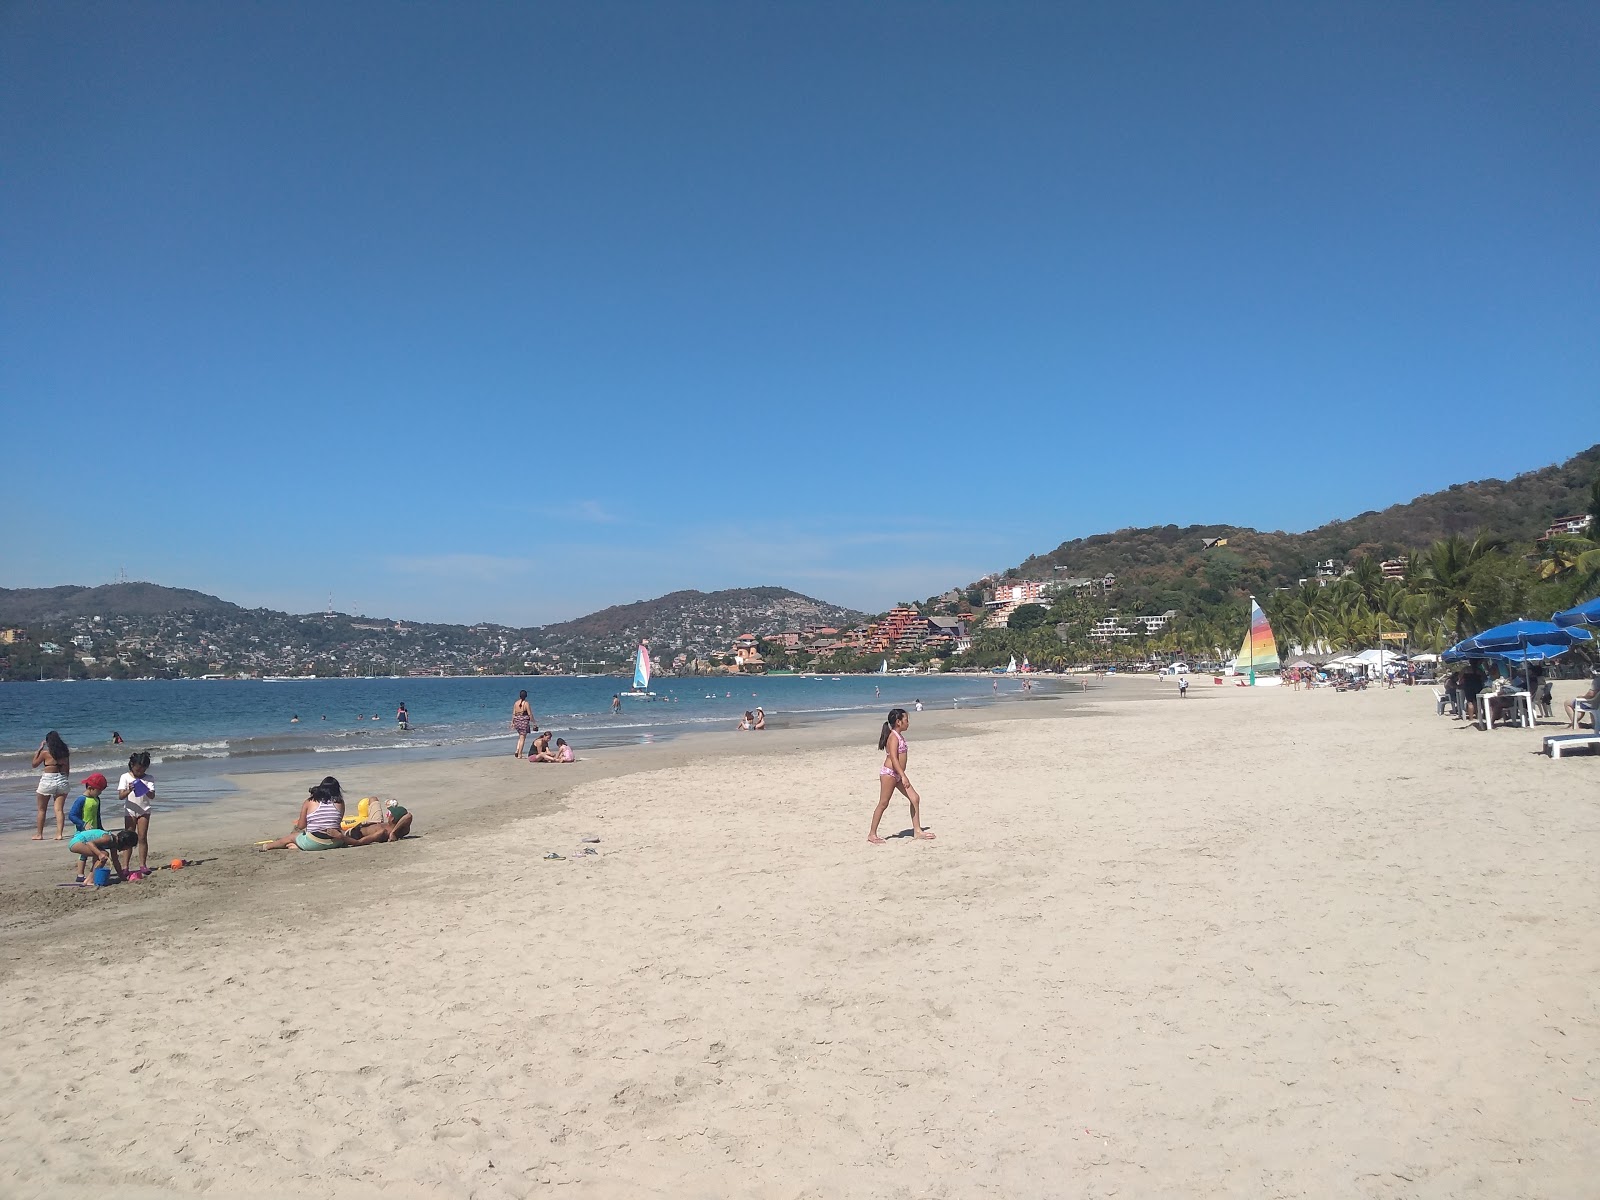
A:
[
  {"left": 611, "top": 694, "right": 622, "bottom": 715},
  {"left": 396, "top": 702, "right": 409, "bottom": 730},
  {"left": 511, "top": 690, "right": 535, "bottom": 758},
  {"left": 868, "top": 708, "right": 933, "bottom": 844}
]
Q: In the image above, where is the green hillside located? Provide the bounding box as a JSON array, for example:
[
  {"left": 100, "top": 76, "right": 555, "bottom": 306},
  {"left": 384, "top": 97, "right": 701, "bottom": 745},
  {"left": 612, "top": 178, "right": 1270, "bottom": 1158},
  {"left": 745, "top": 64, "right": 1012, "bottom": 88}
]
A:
[{"left": 1006, "top": 444, "right": 1600, "bottom": 622}]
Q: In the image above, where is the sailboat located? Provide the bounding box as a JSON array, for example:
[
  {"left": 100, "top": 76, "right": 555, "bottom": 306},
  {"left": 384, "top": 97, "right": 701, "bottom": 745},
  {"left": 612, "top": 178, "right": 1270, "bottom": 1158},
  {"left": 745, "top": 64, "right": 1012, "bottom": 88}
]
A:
[
  {"left": 1005, "top": 655, "right": 1018, "bottom": 674},
  {"left": 1232, "top": 596, "right": 1281, "bottom": 684},
  {"left": 620, "top": 641, "right": 655, "bottom": 699},
  {"left": 878, "top": 659, "right": 888, "bottom": 675}
]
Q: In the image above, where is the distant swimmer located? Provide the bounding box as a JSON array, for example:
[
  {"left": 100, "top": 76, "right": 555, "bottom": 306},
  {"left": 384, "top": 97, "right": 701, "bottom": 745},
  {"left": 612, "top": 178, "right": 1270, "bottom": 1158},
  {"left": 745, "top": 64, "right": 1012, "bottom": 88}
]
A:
[
  {"left": 111, "top": 731, "right": 124, "bottom": 745},
  {"left": 290, "top": 715, "right": 300, "bottom": 723},
  {"left": 914, "top": 699, "right": 923, "bottom": 712},
  {"left": 397, "top": 703, "right": 409, "bottom": 730}
]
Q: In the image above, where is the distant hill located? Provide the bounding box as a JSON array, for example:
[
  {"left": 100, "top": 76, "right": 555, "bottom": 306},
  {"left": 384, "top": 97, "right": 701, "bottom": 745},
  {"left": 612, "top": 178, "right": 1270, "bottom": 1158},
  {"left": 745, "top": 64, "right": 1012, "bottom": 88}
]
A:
[
  {"left": 0, "top": 580, "right": 864, "bottom": 679},
  {"left": 0, "top": 583, "right": 245, "bottom": 623},
  {"left": 534, "top": 587, "right": 866, "bottom": 660},
  {"left": 996, "top": 443, "right": 1600, "bottom": 616}
]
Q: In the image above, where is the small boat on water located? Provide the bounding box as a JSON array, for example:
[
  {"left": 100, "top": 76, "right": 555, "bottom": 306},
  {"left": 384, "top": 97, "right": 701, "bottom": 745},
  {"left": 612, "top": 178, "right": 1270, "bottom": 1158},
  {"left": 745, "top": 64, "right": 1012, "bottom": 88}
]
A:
[{"left": 619, "top": 641, "right": 656, "bottom": 700}]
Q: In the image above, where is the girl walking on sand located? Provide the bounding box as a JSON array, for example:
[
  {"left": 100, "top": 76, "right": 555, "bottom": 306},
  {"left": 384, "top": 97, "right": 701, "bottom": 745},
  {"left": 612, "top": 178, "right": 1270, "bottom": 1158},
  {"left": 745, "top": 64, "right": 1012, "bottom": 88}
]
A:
[{"left": 868, "top": 707, "right": 934, "bottom": 844}]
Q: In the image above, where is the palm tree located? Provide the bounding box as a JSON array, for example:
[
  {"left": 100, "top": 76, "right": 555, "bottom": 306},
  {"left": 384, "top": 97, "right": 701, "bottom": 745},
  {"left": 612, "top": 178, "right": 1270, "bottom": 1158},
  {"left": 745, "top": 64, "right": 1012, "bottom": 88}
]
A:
[
  {"left": 1349, "top": 556, "right": 1384, "bottom": 611},
  {"left": 1417, "top": 534, "right": 1501, "bottom": 639}
]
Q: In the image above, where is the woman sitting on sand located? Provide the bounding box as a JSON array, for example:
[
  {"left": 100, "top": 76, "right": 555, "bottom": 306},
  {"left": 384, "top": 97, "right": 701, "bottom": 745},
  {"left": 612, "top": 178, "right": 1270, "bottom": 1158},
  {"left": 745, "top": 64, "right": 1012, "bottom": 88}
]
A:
[
  {"left": 257, "top": 777, "right": 357, "bottom": 852},
  {"left": 526, "top": 731, "right": 559, "bottom": 763},
  {"left": 753, "top": 708, "right": 766, "bottom": 730},
  {"left": 738, "top": 711, "right": 754, "bottom": 730}
]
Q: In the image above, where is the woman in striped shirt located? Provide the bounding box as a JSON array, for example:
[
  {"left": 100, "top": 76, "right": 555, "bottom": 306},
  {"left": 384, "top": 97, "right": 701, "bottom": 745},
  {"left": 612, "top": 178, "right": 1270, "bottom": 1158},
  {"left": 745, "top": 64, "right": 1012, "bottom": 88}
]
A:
[{"left": 256, "top": 777, "right": 357, "bottom": 852}]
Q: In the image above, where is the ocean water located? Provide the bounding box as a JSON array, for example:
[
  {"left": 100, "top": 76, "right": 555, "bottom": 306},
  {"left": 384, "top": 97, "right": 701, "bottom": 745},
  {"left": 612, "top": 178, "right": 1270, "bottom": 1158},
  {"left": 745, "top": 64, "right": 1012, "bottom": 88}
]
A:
[{"left": 1, "top": 673, "right": 1068, "bottom": 832}]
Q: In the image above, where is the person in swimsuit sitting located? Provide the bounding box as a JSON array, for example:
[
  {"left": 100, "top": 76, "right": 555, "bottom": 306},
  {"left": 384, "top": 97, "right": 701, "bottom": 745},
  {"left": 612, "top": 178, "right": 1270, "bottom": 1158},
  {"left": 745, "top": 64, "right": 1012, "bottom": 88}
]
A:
[
  {"left": 526, "top": 730, "right": 559, "bottom": 763},
  {"left": 867, "top": 707, "right": 934, "bottom": 844},
  {"left": 257, "top": 777, "right": 357, "bottom": 851}
]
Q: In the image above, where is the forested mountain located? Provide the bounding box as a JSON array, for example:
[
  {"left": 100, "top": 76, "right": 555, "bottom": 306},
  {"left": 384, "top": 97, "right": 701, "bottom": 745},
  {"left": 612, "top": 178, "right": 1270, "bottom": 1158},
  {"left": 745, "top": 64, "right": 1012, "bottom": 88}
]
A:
[
  {"left": 0, "top": 583, "right": 242, "bottom": 622},
  {"left": 938, "top": 443, "right": 1600, "bottom": 669},
  {"left": 999, "top": 444, "right": 1600, "bottom": 623}
]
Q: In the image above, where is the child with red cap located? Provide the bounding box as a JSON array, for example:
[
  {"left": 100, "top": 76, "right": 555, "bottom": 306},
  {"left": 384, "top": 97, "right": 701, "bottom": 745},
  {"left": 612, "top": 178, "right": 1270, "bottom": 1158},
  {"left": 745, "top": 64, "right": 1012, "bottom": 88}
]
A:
[
  {"left": 68, "top": 773, "right": 109, "bottom": 884},
  {"left": 68, "top": 773, "right": 108, "bottom": 836}
]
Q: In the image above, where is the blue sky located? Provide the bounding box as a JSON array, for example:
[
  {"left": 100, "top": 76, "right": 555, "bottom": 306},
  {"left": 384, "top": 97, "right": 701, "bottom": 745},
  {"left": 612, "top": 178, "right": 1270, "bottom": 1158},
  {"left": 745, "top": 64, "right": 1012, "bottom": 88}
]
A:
[{"left": 3, "top": 2, "right": 1596, "bottom": 625}]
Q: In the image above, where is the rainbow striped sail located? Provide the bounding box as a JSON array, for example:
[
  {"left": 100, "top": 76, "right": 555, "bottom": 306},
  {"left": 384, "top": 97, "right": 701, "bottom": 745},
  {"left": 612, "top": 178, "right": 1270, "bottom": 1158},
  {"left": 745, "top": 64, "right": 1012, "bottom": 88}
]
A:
[
  {"left": 633, "top": 642, "right": 652, "bottom": 690},
  {"left": 1235, "top": 598, "right": 1280, "bottom": 680}
]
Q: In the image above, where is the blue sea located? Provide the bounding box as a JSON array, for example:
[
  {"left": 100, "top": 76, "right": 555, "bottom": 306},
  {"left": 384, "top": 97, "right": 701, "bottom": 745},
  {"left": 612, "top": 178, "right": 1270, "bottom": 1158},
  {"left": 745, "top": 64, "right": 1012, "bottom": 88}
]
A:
[{"left": 0, "top": 673, "right": 1069, "bottom": 832}]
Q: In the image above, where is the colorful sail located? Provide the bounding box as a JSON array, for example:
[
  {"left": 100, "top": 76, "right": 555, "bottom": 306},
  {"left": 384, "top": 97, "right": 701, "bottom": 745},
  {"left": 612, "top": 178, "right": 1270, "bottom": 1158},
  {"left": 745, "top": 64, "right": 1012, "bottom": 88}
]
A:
[
  {"left": 634, "top": 643, "right": 651, "bottom": 690},
  {"left": 1235, "top": 598, "right": 1280, "bottom": 679}
]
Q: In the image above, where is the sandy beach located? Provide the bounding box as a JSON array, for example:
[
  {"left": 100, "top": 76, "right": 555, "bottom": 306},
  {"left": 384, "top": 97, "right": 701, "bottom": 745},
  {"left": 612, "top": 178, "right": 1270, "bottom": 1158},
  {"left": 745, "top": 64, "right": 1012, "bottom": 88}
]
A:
[{"left": 1, "top": 678, "right": 1596, "bottom": 1198}]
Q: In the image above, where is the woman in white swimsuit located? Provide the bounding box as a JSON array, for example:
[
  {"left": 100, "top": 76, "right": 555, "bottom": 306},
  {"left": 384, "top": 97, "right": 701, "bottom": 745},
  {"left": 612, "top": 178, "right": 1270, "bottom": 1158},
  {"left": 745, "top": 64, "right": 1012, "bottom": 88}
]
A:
[{"left": 32, "top": 731, "right": 71, "bottom": 841}]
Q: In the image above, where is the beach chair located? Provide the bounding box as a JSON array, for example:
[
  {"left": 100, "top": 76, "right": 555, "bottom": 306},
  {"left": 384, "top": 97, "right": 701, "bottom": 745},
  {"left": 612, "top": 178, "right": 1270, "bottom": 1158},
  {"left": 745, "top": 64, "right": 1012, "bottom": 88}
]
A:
[
  {"left": 1543, "top": 732, "right": 1600, "bottom": 759},
  {"left": 1571, "top": 699, "right": 1595, "bottom": 731},
  {"left": 1432, "top": 687, "right": 1456, "bottom": 717}
]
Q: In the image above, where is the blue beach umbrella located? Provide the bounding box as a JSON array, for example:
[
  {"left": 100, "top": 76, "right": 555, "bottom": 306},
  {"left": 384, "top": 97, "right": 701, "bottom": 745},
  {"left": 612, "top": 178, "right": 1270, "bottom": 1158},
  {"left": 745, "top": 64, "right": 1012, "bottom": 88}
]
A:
[
  {"left": 1484, "top": 644, "right": 1571, "bottom": 664},
  {"left": 1553, "top": 596, "right": 1600, "bottom": 628},
  {"left": 1458, "top": 619, "right": 1592, "bottom": 654}
]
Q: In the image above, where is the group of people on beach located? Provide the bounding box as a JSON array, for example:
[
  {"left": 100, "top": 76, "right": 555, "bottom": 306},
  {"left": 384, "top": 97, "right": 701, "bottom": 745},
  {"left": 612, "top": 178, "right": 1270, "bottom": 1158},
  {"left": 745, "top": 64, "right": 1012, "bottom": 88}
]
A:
[
  {"left": 256, "top": 775, "right": 414, "bottom": 852},
  {"left": 32, "top": 732, "right": 162, "bottom": 886},
  {"left": 510, "top": 691, "right": 575, "bottom": 761}
]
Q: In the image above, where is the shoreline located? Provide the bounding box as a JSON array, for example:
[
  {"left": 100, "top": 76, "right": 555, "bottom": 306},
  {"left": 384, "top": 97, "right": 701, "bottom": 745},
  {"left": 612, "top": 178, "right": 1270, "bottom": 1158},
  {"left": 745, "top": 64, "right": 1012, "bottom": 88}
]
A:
[
  {"left": 0, "top": 679, "right": 1127, "bottom": 929},
  {"left": 0, "top": 675, "right": 1085, "bottom": 833}
]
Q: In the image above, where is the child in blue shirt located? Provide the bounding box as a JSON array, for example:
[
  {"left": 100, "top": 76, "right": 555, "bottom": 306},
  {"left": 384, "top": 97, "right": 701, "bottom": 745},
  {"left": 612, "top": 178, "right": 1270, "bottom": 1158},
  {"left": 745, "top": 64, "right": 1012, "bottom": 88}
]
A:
[{"left": 68, "top": 773, "right": 108, "bottom": 881}]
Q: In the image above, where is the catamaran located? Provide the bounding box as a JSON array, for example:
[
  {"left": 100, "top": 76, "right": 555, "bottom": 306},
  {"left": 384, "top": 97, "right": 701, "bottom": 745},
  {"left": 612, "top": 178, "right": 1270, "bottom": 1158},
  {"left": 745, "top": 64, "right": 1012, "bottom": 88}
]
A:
[
  {"left": 620, "top": 641, "right": 655, "bottom": 699},
  {"left": 1230, "top": 596, "right": 1281, "bottom": 685}
]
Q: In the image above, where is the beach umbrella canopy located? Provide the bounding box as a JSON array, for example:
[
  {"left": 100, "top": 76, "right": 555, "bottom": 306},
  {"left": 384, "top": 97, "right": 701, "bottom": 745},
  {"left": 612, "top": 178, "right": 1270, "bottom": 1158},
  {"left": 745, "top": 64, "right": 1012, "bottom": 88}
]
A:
[
  {"left": 1486, "top": 644, "right": 1571, "bottom": 663},
  {"left": 1458, "top": 618, "right": 1592, "bottom": 654},
  {"left": 1553, "top": 596, "right": 1600, "bottom": 628}
]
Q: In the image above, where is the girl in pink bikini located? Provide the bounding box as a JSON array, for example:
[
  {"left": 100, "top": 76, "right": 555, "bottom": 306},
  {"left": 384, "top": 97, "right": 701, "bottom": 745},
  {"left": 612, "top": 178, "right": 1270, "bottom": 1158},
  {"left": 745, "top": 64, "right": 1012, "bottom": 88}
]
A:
[{"left": 868, "top": 707, "right": 934, "bottom": 844}]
